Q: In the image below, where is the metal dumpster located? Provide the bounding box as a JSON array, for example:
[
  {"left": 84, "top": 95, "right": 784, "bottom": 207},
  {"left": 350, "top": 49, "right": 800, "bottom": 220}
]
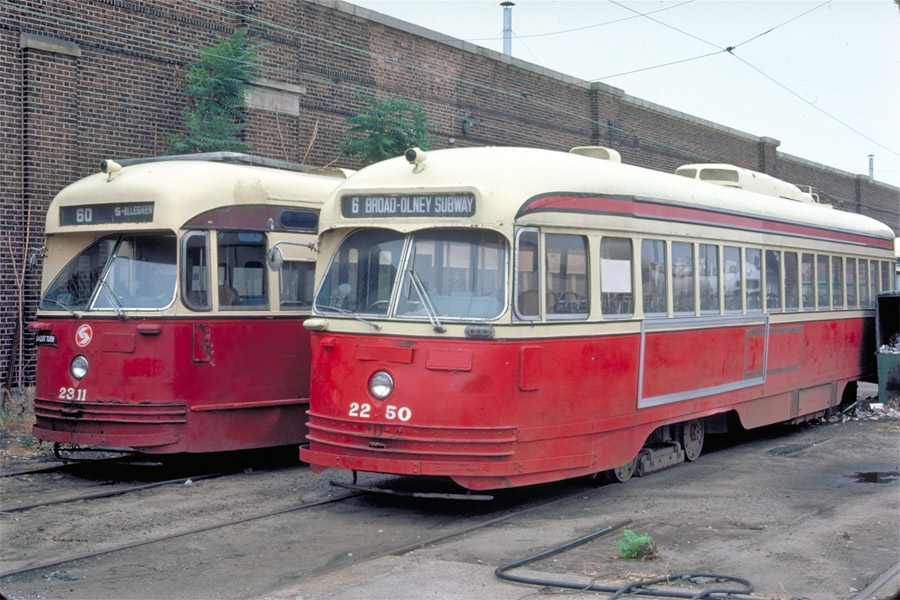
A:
[{"left": 875, "top": 292, "right": 900, "bottom": 403}]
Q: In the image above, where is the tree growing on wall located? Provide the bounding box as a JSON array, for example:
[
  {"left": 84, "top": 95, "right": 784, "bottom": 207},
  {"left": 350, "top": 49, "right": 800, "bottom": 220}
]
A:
[
  {"left": 168, "top": 31, "right": 263, "bottom": 154},
  {"left": 340, "top": 95, "right": 435, "bottom": 166}
]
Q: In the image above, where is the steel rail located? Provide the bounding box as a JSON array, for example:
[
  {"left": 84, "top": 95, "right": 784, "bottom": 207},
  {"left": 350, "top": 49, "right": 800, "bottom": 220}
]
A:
[
  {"left": 0, "top": 472, "right": 227, "bottom": 513},
  {"left": 0, "top": 492, "right": 361, "bottom": 579}
]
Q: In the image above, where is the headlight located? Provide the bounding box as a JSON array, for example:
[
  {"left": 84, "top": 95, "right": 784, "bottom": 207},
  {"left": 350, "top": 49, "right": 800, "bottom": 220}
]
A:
[
  {"left": 368, "top": 370, "right": 394, "bottom": 399},
  {"left": 71, "top": 355, "right": 89, "bottom": 380}
]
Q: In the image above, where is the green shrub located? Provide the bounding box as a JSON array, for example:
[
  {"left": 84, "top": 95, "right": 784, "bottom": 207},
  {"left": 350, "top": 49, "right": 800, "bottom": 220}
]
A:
[{"left": 615, "top": 528, "right": 656, "bottom": 559}]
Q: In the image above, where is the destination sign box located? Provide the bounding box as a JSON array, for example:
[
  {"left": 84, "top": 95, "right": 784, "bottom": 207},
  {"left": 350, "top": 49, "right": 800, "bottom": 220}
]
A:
[
  {"left": 341, "top": 193, "right": 475, "bottom": 218},
  {"left": 60, "top": 202, "right": 154, "bottom": 226}
]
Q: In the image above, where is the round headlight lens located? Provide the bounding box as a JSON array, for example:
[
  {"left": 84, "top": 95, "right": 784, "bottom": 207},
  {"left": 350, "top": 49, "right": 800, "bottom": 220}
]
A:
[
  {"left": 71, "top": 355, "right": 89, "bottom": 380},
  {"left": 369, "top": 370, "right": 394, "bottom": 400}
]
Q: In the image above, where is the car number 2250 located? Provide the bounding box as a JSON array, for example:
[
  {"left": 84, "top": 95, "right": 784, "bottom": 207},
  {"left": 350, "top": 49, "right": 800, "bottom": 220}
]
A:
[{"left": 348, "top": 403, "right": 412, "bottom": 422}]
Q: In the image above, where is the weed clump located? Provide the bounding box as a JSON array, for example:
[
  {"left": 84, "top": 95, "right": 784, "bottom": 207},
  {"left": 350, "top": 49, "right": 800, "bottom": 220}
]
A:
[{"left": 615, "top": 528, "right": 658, "bottom": 559}]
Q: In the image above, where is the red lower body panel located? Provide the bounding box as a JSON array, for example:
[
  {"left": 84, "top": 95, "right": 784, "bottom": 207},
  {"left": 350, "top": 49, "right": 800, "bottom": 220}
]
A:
[{"left": 301, "top": 315, "right": 874, "bottom": 489}]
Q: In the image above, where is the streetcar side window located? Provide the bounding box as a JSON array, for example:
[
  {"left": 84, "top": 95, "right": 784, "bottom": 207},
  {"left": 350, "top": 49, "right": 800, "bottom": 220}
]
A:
[
  {"left": 784, "top": 252, "right": 799, "bottom": 312},
  {"left": 673, "top": 242, "right": 695, "bottom": 314},
  {"left": 881, "top": 261, "right": 891, "bottom": 292},
  {"left": 182, "top": 232, "right": 210, "bottom": 311},
  {"left": 816, "top": 255, "right": 830, "bottom": 310},
  {"left": 845, "top": 258, "right": 858, "bottom": 309},
  {"left": 859, "top": 259, "right": 869, "bottom": 308},
  {"left": 870, "top": 261, "right": 879, "bottom": 306},
  {"left": 699, "top": 244, "right": 719, "bottom": 313},
  {"left": 723, "top": 246, "right": 742, "bottom": 313},
  {"left": 745, "top": 248, "right": 761, "bottom": 313},
  {"left": 801, "top": 253, "right": 815, "bottom": 310},
  {"left": 831, "top": 256, "right": 843, "bottom": 309},
  {"left": 600, "top": 237, "right": 633, "bottom": 318},
  {"left": 765, "top": 250, "right": 782, "bottom": 312},
  {"left": 280, "top": 261, "right": 315, "bottom": 310},
  {"left": 641, "top": 239, "right": 667, "bottom": 316},
  {"left": 515, "top": 229, "right": 541, "bottom": 319},
  {"left": 546, "top": 234, "right": 589, "bottom": 318},
  {"left": 218, "top": 232, "right": 268, "bottom": 310}
]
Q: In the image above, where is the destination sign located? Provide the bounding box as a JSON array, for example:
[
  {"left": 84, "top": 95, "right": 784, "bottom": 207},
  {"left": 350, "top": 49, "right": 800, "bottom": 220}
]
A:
[
  {"left": 341, "top": 193, "right": 476, "bottom": 218},
  {"left": 60, "top": 202, "right": 154, "bottom": 226}
]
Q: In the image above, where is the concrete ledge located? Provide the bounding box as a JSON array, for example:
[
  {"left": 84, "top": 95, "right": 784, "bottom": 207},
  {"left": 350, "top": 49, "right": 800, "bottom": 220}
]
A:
[{"left": 19, "top": 32, "right": 81, "bottom": 57}]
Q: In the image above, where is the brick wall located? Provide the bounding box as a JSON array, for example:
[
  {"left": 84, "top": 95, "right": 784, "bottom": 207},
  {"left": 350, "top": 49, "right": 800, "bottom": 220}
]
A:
[{"left": 2, "top": 0, "right": 898, "bottom": 389}]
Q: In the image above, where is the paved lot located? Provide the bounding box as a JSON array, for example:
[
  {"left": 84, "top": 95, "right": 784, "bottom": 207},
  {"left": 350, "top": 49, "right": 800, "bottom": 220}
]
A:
[{"left": 262, "top": 410, "right": 900, "bottom": 600}]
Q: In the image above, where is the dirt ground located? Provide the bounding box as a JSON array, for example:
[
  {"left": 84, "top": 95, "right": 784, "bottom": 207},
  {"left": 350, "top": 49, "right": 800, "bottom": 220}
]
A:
[{"left": 2, "top": 385, "right": 899, "bottom": 600}]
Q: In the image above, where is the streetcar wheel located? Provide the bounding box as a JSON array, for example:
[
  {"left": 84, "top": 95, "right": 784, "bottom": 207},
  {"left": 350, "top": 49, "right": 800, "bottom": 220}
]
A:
[
  {"left": 606, "top": 456, "right": 639, "bottom": 483},
  {"left": 681, "top": 419, "right": 705, "bottom": 462}
]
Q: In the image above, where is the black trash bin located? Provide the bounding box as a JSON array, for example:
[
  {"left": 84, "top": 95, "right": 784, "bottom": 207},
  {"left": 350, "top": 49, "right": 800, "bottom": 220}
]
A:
[{"left": 875, "top": 292, "right": 900, "bottom": 403}]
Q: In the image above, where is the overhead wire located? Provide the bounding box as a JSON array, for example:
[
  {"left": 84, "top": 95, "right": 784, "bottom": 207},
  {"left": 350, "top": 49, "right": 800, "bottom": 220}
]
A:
[
  {"left": 4, "top": 0, "right": 897, "bottom": 214},
  {"left": 598, "top": 0, "right": 899, "bottom": 160}
]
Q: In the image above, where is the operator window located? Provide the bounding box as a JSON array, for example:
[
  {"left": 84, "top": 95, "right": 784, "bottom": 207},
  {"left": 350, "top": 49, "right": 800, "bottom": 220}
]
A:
[{"left": 280, "top": 261, "right": 315, "bottom": 310}]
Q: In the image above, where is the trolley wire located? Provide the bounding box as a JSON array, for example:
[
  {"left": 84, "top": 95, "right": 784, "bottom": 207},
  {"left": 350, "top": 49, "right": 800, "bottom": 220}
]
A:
[
  {"left": 3, "top": 0, "right": 898, "bottom": 214},
  {"left": 600, "top": 0, "right": 899, "bottom": 160}
]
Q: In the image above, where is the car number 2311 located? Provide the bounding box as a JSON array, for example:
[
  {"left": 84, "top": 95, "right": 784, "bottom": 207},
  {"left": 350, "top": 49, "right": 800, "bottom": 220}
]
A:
[{"left": 348, "top": 403, "right": 412, "bottom": 422}]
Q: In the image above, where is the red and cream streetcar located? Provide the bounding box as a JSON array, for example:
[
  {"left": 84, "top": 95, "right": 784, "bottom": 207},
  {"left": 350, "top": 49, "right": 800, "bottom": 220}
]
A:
[
  {"left": 30, "top": 153, "right": 348, "bottom": 454},
  {"left": 299, "top": 146, "right": 895, "bottom": 490}
]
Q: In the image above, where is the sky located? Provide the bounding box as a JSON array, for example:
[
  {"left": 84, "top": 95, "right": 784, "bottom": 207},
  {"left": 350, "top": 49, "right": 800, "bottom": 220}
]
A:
[{"left": 350, "top": 0, "right": 900, "bottom": 189}]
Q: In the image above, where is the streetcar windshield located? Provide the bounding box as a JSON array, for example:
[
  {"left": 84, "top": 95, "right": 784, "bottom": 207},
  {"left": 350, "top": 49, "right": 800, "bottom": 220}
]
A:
[
  {"left": 40, "top": 234, "right": 177, "bottom": 313},
  {"left": 315, "top": 229, "right": 507, "bottom": 320}
]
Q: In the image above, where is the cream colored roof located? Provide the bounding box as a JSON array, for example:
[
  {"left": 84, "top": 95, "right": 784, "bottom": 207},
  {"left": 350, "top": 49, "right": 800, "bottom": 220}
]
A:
[
  {"left": 46, "top": 159, "right": 347, "bottom": 234},
  {"left": 321, "top": 146, "right": 894, "bottom": 243}
]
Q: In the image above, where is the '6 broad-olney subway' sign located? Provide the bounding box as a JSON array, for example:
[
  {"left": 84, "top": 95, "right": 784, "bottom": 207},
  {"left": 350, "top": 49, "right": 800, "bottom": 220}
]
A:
[{"left": 341, "top": 193, "right": 475, "bottom": 218}]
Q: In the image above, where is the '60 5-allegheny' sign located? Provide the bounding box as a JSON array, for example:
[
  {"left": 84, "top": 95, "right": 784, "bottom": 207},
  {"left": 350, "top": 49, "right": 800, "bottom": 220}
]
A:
[
  {"left": 60, "top": 202, "right": 154, "bottom": 226},
  {"left": 341, "top": 193, "right": 475, "bottom": 218}
]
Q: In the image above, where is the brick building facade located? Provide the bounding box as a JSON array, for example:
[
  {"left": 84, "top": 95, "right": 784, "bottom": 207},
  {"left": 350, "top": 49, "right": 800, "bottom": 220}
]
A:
[{"left": 2, "top": 0, "right": 898, "bottom": 390}]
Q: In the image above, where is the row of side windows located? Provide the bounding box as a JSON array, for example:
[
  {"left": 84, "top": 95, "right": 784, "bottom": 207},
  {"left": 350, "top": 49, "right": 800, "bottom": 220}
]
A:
[{"left": 514, "top": 229, "right": 893, "bottom": 320}]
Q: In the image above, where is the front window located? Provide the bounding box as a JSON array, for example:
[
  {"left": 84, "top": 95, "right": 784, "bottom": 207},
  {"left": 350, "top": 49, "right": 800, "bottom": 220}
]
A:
[
  {"left": 41, "top": 233, "right": 176, "bottom": 312},
  {"left": 315, "top": 229, "right": 405, "bottom": 315},
  {"left": 396, "top": 229, "right": 506, "bottom": 319},
  {"left": 314, "top": 228, "right": 507, "bottom": 321}
]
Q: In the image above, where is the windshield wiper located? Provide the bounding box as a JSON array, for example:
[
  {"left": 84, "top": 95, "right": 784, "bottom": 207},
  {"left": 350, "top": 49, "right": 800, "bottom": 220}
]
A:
[
  {"left": 99, "top": 280, "right": 128, "bottom": 320},
  {"left": 408, "top": 269, "right": 445, "bottom": 333},
  {"left": 42, "top": 298, "right": 81, "bottom": 318},
  {"left": 316, "top": 303, "right": 381, "bottom": 330}
]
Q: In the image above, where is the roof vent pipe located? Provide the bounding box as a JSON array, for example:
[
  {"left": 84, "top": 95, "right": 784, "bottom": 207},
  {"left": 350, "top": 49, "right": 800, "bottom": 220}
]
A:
[
  {"left": 868, "top": 154, "right": 874, "bottom": 182},
  {"left": 501, "top": 1, "right": 514, "bottom": 56}
]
